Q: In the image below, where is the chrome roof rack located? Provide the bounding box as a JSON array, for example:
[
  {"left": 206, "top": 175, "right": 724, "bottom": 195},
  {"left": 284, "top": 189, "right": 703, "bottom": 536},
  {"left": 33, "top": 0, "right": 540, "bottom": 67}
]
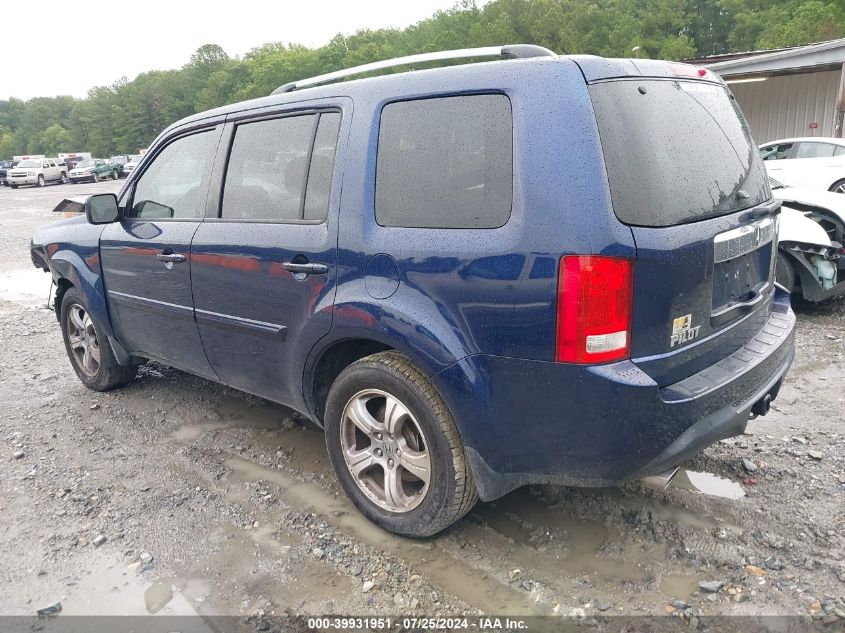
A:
[{"left": 271, "top": 44, "right": 557, "bottom": 95}]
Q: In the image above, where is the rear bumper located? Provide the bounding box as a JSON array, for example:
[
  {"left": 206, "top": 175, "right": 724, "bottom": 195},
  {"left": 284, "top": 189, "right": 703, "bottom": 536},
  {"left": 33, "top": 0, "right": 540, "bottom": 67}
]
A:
[{"left": 433, "top": 288, "right": 795, "bottom": 501}]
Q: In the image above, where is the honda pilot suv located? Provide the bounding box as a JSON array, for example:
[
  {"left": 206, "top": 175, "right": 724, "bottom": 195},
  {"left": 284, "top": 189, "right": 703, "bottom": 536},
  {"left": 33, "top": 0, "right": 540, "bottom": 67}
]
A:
[{"left": 30, "top": 46, "right": 794, "bottom": 537}]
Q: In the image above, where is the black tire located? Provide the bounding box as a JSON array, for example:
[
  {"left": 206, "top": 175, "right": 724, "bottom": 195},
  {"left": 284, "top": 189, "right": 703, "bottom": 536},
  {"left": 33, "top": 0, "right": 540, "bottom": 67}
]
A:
[
  {"left": 111, "top": 170, "right": 119, "bottom": 180},
  {"left": 10, "top": 184, "right": 17, "bottom": 189},
  {"left": 37, "top": 175, "right": 45, "bottom": 187},
  {"left": 70, "top": 179, "right": 77, "bottom": 184},
  {"left": 92, "top": 172, "right": 99, "bottom": 183},
  {"left": 776, "top": 251, "right": 796, "bottom": 294},
  {"left": 59, "top": 172, "right": 68, "bottom": 184},
  {"left": 828, "top": 179, "right": 845, "bottom": 194},
  {"left": 60, "top": 287, "right": 137, "bottom": 391},
  {"left": 324, "top": 351, "right": 477, "bottom": 537}
]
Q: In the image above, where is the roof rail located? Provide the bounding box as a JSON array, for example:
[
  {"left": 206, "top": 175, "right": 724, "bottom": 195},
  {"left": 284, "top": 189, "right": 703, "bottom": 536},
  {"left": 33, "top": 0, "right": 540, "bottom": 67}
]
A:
[{"left": 270, "top": 44, "right": 557, "bottom": 95}]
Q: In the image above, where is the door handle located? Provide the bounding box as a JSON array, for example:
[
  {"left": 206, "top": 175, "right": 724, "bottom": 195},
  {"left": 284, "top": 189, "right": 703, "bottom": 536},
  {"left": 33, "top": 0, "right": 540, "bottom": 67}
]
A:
[
  {"left": 281, "top": 262, "right": 328, "bottom": 275},
  {"left": 156, "top": 252, "right": 186, "bottom": 263}
]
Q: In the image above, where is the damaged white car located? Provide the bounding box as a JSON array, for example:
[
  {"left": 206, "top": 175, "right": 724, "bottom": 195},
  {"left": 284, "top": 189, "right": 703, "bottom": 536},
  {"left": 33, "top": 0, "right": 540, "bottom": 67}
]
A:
[{"left": 772, "top": 178, "right": 845, "bottom": 301}]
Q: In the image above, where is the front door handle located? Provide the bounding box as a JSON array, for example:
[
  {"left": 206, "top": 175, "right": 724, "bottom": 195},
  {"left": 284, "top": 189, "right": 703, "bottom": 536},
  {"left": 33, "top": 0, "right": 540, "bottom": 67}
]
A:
[
  {"left": 156, "top": 252, "right": 186, "bottom": 263},
  {"left": 282, "top": 262, "right": 328, "bottom": 276}
]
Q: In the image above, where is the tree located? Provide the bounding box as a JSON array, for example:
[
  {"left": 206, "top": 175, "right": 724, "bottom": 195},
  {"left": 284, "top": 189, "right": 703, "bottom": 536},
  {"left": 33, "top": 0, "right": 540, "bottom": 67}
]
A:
[{"left": 2, "top": 0, "right": 844, "bottom": 157}]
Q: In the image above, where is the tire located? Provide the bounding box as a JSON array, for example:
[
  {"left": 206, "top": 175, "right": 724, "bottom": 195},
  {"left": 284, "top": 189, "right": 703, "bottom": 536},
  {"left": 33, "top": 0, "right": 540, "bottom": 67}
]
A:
[
  {"left": 60, "top": 287, "right": 137, "bottom": 391},
  {"left": 37, "top": 174, "right": 45, "bottom": 187},
  {"left": 59, "top": 172, "right": 68, "bottom": 184},
  {"left": 324, "top": 351, "right": 477, "bottom": 537},
  {"left": 829, "top": 179, "right": 845, "bottom": 194},
  {"left": 10, "top": 184, "right": 18, "bottom": 189},
  {"left": 92, "top": 172, "right": 99, "bottom": 183},
  {"left": 111, "top": 170, "right": 118, "bottom": 180},
  {"left": 776, "top": 251, "right": 796, "bottom": 294},
  {"left": 70, "top": 179, "right": 77, "bottom": 184}
]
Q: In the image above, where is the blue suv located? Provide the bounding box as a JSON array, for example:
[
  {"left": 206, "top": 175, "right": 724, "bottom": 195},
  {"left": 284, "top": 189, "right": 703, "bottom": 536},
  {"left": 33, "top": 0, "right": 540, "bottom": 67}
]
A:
[{"left": 30, "top": 46, "right": 795, "bottom": 536}]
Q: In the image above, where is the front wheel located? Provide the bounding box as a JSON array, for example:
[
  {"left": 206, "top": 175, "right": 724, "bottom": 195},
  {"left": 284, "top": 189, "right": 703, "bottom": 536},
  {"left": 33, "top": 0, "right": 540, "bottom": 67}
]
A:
[
  {"left": 111, "top": 170, "right": 119, "bottom": 180},
  {"left": 829, "top": 179, "right": 845, "bottom": 194},
  {"left": 37, "top": 175, "right": 45, "bottom": 187},
  {"left": 324, "top": 351, "right": 477, "bottom": 537},
  {"left": 60, "top": 287, "right": 137, "bottom": 391},
  {"left": 59, "top": 172, "right": 68, "bottom": 184},
  {"left": 92, "top": 172, "right": 99, "bottom": 183}
]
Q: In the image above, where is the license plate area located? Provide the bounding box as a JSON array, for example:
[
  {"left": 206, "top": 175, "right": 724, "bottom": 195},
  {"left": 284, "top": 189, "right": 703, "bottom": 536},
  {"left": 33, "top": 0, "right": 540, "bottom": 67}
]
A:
[
  {"left": 711, "top": 218, "right": 776, "bottom": 319},
  {"left": 712, "top": 242, "right": 772, "bottom": 311}
]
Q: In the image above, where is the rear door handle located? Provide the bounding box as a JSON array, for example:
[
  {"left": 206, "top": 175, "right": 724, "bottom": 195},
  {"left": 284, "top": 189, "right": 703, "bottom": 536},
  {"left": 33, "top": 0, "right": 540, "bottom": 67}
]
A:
[
  {"left": 156, "top": 252, "right": 186, "bottom": 263},
  {"left": 281, "top": 262, "right": 328, "bottom": 275}
]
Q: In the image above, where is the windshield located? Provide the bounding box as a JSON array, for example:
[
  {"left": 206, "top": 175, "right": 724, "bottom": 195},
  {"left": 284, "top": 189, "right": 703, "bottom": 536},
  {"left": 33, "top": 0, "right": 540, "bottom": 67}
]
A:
[
  {"left": 17, "top": 159, "right": 40, "bottom": 168},
  {"left": 589, "top": 79, "right": 770, "bottom": 227},
  {"left": 76, "top": 160, "right": 95, "bottom": 169}
]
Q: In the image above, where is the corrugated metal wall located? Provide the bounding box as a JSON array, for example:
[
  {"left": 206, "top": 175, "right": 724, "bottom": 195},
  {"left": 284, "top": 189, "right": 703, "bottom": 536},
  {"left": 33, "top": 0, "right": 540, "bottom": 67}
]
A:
[{"left": 728, "top": 69, "right": 841, "bottom": 143}]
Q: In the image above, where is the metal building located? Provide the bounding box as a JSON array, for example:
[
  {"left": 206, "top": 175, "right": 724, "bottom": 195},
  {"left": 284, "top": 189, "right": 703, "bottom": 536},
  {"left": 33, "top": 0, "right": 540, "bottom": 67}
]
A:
[{"left": 698, "top": 38, "right": 845, "bottom": 144}]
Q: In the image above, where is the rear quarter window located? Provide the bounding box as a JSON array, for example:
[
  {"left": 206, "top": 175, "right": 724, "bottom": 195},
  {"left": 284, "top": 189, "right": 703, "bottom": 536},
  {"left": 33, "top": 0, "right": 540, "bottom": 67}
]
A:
[
  {"left": 589, "top": 80, "right": 770, "bottom": 227},
  {"left": 375, "top": 94, "right": 513, "bottom": 229}
]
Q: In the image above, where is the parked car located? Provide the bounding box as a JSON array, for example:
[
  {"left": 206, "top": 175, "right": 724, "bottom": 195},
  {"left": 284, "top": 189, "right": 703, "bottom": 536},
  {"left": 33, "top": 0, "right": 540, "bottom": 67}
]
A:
[
  {"left": 8, "top": 157, "right": 67, "bottom": 188},
  {"left": 109, "top": 155, "right": 132, "bottom": 177},
  {"left": 771, "top": 178, "right": 845, "bottom": 301},
  {"left": 30, "top": 46, "right": 795, "bottom": 537},
  {"left": 68, "top": 159, "right": 120, "bottom": 183},
  {"left": 121, "top": 155, "right": 142, "bottom": 176},
  {"left": 0, "top": 159, "right": 18, "bottom": 186},
  {"left": 759, "top": 137, "right": 845, "bottom": 193}
]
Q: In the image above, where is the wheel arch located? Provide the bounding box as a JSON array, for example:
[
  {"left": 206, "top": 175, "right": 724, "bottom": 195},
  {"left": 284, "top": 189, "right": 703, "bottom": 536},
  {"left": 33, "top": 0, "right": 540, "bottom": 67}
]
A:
[{"left": 49, "top": 250, "right": 115, "bottom": 338}]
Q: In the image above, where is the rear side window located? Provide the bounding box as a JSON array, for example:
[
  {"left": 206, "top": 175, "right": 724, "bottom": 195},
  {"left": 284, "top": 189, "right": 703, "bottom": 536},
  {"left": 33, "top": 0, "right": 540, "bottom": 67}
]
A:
[
  {"left": 375, "top": 94, "right": 512, "bottom": 229},
  {"left": 589, "top": 80, "right": 770, "bottom": 227},
  {"left": 222, "top": 111, "right": 340, "bottom": 222},
  {"left": 795, "top": 142, "right": 836, "bottom": 159}
]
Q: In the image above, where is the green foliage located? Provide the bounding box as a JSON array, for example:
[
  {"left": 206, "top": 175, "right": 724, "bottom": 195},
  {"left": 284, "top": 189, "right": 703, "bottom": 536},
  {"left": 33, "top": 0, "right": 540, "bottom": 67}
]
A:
[{"left": 1, "top": 0, "right": 843, "bottom": 158}]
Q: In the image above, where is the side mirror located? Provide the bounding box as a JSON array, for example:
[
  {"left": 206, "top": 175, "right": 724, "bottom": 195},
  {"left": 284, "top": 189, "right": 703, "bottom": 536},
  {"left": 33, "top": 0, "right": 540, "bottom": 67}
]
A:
[{"left": 85, "top": 193, "right": 120, "bottom": 224}]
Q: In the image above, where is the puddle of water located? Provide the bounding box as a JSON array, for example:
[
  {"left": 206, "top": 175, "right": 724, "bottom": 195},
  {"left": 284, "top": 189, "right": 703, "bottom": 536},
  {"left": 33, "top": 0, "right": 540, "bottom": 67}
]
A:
[
  {"left": 659, "top": 574, "right": 700, "bottom": 598},
  {"left": 170, "top": 421, "right": 231, "bottom": 442},
  {"left": 144, "top": 580, "right": 174, "bottom": 613},
  {"left": 0, "top": 268, "right": 52, "bottom": 306},
  {"left": 667, "top": 469, "right": 745, "bottom": 501},
  {"left": 224, "top": 457, "right": 541, "bottom": 615},
  {"left": 471, "top": 493, "right": 647, "bottom": 582}
]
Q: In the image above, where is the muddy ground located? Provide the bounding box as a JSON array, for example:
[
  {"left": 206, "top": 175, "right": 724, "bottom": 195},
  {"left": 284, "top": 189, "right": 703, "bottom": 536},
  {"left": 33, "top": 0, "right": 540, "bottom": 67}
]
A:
[{"left": 0, "top": 183, "right": 843, "bottom": 626}]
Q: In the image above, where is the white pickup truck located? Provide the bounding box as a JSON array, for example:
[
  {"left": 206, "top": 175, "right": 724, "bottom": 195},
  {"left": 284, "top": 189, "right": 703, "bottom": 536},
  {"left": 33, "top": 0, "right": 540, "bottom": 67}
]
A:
[{"left": 8, "top": 157, "right": 68, "bottom": 188}]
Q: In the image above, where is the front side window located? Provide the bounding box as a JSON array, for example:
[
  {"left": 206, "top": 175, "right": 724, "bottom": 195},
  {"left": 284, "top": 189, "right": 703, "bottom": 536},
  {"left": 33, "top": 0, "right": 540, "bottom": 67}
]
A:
[
  {"left": 375, "top": 94, "right": 513, "bottom": 229},
  {"left": 795, "top": 142, "right": 837, "bottom": 159},
  {"left": 221, "top": 111, "right": 340, "bottom": 222},
  {"left": 761, "top": 143, "right": 793, "bottom": 161},
  {"left": 129, "top": 129, "right": 217, "bottom": 219}
]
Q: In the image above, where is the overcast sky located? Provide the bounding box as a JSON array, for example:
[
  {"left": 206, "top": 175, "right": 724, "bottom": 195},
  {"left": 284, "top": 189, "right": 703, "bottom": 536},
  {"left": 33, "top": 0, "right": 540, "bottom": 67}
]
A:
[{"left": 4, "top": 0, "right": 466, "bottom": 100}]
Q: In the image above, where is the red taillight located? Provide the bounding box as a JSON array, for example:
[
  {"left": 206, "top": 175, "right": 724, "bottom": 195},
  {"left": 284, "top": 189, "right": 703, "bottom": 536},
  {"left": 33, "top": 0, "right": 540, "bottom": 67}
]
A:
[
  {"left": 669, "top": 63, "right": 708, "bottom": 79},
  {"left": 555, "top": 256, "right": 633, "bottom": 364}
]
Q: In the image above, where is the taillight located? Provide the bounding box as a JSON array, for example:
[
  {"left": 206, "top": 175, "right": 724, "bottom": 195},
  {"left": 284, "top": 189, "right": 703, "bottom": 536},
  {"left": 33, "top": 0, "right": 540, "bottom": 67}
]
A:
[{"left": 555, "top": 256, "right": 633, "bottom": 364}]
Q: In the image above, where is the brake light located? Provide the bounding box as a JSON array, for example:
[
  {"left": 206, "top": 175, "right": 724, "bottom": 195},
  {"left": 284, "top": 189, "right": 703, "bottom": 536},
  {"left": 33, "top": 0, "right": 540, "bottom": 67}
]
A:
[
  {"left": 670, "top": 63, "right": 709, "bottom": 79},
  {"left": 555, "top": 256, "right": 633, "bottom": 364}
]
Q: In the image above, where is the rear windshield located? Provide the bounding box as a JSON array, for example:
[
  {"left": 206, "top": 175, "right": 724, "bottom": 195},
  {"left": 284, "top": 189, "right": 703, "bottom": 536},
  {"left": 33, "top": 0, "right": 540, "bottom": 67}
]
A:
[{"left": 589, "top": 79, "right": 769, "bottom": 227}]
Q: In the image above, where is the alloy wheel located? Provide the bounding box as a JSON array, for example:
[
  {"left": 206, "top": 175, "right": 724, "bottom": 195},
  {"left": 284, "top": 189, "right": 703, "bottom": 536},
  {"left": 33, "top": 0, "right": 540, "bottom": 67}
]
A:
[
  {"left": 340, "top": 389, "right": 431, "bottom": 513},
  {"left": 66, "top": 304, "right": 101, "bottom": 377}
]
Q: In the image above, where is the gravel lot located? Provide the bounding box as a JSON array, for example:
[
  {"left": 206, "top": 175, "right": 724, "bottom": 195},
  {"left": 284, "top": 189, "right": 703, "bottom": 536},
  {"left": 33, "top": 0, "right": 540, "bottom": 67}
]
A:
[{"left": 0, "top": 182, "right": 843, "bottom": 625}]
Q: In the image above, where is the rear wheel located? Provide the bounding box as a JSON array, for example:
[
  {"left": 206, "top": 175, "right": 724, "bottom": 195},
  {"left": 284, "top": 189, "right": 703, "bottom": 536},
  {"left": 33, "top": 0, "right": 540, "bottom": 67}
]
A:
[
  {"left": 92, "top": 172, "right": 99, "bottom": 183},
  {"left": 111, "top": 170, "right": 119, "bottom": 180},
  {"left": 60, "top": 287, "right": 137, "bottom": 391},
  {"left": 324, "top": 351, "right": 477, "bottom": 537},
  {"left": 776, "top": 252, "right": 796, "bottom": 294},
  {"left": 829, "top": 179, "right": 845, "bottom": 194}
]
